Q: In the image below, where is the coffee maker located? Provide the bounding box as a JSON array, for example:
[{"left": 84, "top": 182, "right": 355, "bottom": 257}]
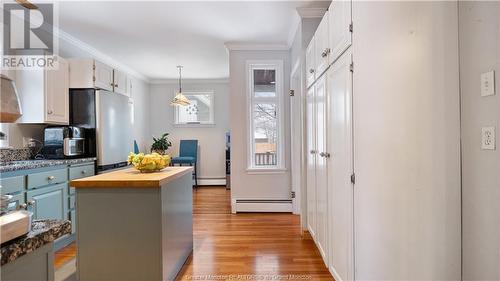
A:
[{"left": 43, "top": 126, "right": 86, "bottom": 159}]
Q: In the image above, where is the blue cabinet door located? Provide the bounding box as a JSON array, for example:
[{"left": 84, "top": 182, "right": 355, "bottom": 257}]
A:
[{"left": 27, "top": 183, "right": 68, "bottom": 220}]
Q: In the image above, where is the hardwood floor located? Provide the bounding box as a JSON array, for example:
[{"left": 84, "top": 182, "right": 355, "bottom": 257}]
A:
[
  {"left": 54, "top": 242, "right": 76, "bottom": 269},
  {"left": 55, "top": 186, "right": 333, "bottom": 280}
]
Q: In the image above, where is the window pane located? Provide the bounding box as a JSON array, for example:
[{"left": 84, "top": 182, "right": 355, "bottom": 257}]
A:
[
  {"left": 177, "top": 94, "right": 213, "bottom": 124},
  {"left": 253, "top": 69, "right": 276, "bottom": 98},
  {"left": 253, "top": 103, "right": 277, "bottom": 166}
]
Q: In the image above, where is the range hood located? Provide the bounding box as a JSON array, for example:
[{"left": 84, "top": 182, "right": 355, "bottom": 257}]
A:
[{"left": 0, "top": 74, "right": 22, "bottom": 123}]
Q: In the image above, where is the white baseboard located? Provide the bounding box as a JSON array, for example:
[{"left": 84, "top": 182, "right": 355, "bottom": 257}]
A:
[
  {"left": 232, "top": 199, "right": 293, "bottom": 213},
  {"left": 197, "top": 178, "right": 227, "bottom": 186}
]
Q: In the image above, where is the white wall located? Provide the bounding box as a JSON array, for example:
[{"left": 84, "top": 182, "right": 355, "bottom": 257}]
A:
[
  {"left": 460, "top": 2, "right": 500, "bottom": 280},
  {"left": 352, "top": 2, "right": 461, "bottom": 280},
  {"left": 149, "top": 81, "right": 229, "bottom": 181},
  {"left": 229, "top": 50, "right": 291, "bottom": 204},
  {"left": 130, "top": 77, "right": 151, "bottom": 152}
]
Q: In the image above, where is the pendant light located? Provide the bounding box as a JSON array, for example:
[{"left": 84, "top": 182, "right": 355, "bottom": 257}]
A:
[{"left": 171, "top": 65, "right": 190, "bottom": 106}]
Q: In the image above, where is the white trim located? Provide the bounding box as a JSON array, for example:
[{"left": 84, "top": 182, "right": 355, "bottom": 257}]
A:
[
  {"left": 245, "top": 60, "right": 285, "bottom": 171},
  {"left": 173, "top": 91, "right": 215, "bottom": 126},
  {"left": 150, "top": 78, "right": 229, "bottom": 85},
  {"left": 290, "top": 57, "right": 303, "bottom": 216},
  {"left": 225, "top": 43, "right": 289, "bottom": 51},
  {"left": 296, "top": 7, "right": 327, "bottom": 19},
  {"left": 232, "top": 199, "right": 293, "bottom": 213},
  {"left": 246, "top": 168, "right": 288, "bottom": 175},
  {"left": 197, "top": 178, "right": 227, "bottom": 186},
  {"left": 57, "top": 30, "right": 149, "bottom": 82}
]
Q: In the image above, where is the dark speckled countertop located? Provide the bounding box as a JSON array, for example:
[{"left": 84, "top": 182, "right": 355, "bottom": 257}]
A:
[
  {"left": 0, "top": 158, "right": 96, "bottom": 173},
  {"left": 1, "top": 219, "right": 71, "bottom": 265}
]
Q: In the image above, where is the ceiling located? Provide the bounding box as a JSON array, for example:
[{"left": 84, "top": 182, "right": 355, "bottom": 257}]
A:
[{"left": 57, "top": 1, "right": 328, "bottom": 80}]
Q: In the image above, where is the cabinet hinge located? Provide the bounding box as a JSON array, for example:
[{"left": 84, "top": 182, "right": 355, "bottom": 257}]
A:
[
  {"left": 349, "top": 22, "right": 353, "bottom": 33},
  {"left": 291, "top": 191, "right": 296, "bottom": 199},
  {"left": 289, "top": 90, "right": 295, "bottom": 97},
  {"left": 350, "top": 63, "right": 354, "bottom": 73},
  {"left": 350, "top": 173, "right": 356, "bottom": 184}
]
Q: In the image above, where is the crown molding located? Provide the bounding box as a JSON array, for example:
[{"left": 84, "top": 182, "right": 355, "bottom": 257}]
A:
[
  {"left": 296, "top": 7, "right": 327, "bottom": 19},
  {"left": 57, "top": 29, "right": 149, "bottom": 82},
  {"left": 150, "top": 78, "right": 229, "bottom": 85},
  {"left": 224, "top": 43, "right": 289, "bottom": 52}
]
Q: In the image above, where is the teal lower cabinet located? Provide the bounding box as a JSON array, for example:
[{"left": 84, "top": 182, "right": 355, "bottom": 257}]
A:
[{"left": 27, "top": 183, "right": 68, "bottom": 220}]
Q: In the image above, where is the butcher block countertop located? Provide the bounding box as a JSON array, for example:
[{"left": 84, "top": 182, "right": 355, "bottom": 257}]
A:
[{"left": 70, "top": 166, "right": 193, "bottom": 188}]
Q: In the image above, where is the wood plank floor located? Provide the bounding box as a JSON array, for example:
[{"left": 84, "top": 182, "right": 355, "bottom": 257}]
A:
[{"left": 55, "top": 186, "right": 333, "bottom": 280}]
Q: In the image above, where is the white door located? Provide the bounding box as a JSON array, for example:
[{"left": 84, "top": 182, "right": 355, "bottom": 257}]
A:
[
  {"left": 328, "top": 0, "right": 352, "bottom": 63},
  {"left": 315, "top": 12, "right": 330, "bottom": 77},
  {"left": 113, "top": 69, "right": 128, "bottom": 95},
  {"left": 306, "top": 86, "right": 317, "bottom": 238},
  {"left": 327, "top": 49, "right": 354, "bottom": 281},
  {"left": 290, "top": 64, "right": 303, "bottom": 216},
  {"left": 94, "top": 60, "right": 114, "bottom": 91},
  {"left": 315, "top": 74, "right": 328, "bottom": 261},
  {"left": 305, "top": 39, "right": 316, "bottom": 88},
  {"left": 45, "top": 57, "right": 69, "bottom": 124}
]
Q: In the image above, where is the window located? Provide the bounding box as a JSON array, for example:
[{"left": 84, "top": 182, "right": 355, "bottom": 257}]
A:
[
  {"left": 246, "top": 60, "right": 284, "bottom": 171},
  {"left": 174, "top": 91, "right": 215, "bottom": 126}
]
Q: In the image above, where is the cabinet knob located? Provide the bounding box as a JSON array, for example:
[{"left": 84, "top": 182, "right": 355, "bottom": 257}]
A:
[
  {"left": 81, "top": 170, "right": 86, "bottom": 174},
  {"left": 47, "top": 175, "right": 55, "bottom": 180},
  {"left": 309, "top": 69, "right": 315, "bottom": 74},
  {"left": 27, "top": 200, "right": 35, "bottom": 206},
  {"left": 47, "top": 110, "right": 53, "bottom": 115},
  {"left": 319, "top": 152, "right": 325, "bottom": 157},
  {"left": 19, "top": 203, "right": 27, "bottom": 210},
  {"left": 310, "top": 150, "right": 316, "bottom": 154},
  {"left": 321, "top": 48, "right": 331, "bottom": 58},
  {"left": 115, "top": 84, "right": 118, "bottom": 87}
]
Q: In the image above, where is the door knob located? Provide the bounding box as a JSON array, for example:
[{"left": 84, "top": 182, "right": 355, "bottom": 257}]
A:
[{"left": 309, "top": 69, "right": 315, "bottom": 74}]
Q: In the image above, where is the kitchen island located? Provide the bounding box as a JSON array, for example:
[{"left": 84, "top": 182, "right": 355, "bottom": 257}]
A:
[{"left": 70, "top": 166, "right": 194, "bottom": 281}]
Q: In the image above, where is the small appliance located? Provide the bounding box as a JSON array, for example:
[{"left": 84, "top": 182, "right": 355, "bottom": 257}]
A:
[{"left": 43, "top": 126, "right": 86, "bottom": 159}]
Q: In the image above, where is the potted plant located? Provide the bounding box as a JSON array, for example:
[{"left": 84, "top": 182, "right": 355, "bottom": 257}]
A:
[{"left": 151, "top": 133, "right": 172, "bottom": 155}]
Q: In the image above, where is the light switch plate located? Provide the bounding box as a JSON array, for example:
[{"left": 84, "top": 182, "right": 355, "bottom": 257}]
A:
[
  {"left": 481, "top": 127, "right": 495, "bottom": 150},
  {"left": 481, "top": 71, "right": 495, "bottom": 97}
]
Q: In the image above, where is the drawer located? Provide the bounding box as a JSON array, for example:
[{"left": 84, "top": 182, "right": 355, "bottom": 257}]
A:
[
  {"left": 69, "top": 164, "right": 95, "bottom": 181},
  {"left": 0, "top": 176, "right": 25, "bottom": 195},
  {"left": 68, "top": 195, "right": 75, "bottom": 210},
  {"left": 5, "top": 193, "right": 25, "bottom": 212},
  {"left": 27, "top": 169, "right": 68, "bottom": 189}
]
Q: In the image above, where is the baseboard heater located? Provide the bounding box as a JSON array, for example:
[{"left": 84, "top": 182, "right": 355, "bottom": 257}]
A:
[{"left": 233, "top": 199, "right": 293, "bottom": 213}]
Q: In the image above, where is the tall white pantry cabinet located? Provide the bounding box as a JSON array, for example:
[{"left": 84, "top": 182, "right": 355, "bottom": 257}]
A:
[{"left": 304, "top": 1, "right": 460, "bottom": 281}]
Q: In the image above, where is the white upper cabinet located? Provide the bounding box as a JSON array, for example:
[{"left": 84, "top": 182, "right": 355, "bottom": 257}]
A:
[
  {"left": 15, "top": 56, "right": 69, "bottom": 125},
  {"left": 113, "top": 69, "right": 128, "bottom": 96},
  {"left": 69, "top": 58, "right": 128, "bottom": 94},
  {"left": 94, "top": 60, "right": 114, "bottom": 91},
  {"left": 306, "top": 39, "right": 316, "bottom": 88},
  {"left": 45, "top": 58, "right": 70, "bottom": 124},
  {"left": 315, "top": 11, "right": 330, "bottom": 77},
  {"left": 328, "top": 0, "right": 352, "bottom": 62}
]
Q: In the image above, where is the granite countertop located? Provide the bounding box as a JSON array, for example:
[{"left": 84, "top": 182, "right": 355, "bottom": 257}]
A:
[
  {"left": 1, "top": 219, "right": 71, "bottom": 265},
  {"left": 0, "top": 158, "right": 96, "bottom": 173}
]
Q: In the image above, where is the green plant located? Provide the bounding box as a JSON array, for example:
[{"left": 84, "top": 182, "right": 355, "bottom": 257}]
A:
[{"left": 151, "top": 133, "right": 172, "bottom": 154}]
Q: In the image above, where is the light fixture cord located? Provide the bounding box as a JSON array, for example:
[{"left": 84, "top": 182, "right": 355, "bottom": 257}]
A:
[{"left": 178, "top": 66, "right": 182, "bottom": 93}]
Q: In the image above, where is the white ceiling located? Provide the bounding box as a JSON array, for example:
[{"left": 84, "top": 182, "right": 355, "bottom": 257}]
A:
[{"left": 58, "top": 1, "right": 329, "bottom": 80}]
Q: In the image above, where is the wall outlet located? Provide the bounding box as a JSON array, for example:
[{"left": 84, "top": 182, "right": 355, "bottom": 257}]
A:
[
  {"left": 481, "top": 70, "right": 495, "bottom": 97},
  {"left": 481, "top": 127, "right": 495, "bottom": 150}
]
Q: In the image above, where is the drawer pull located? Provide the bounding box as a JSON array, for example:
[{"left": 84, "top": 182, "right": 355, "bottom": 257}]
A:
[
  {"left": 19, "top": 203, "right": 27, "bottom": 210},
  {"left": 47, "top": 176, "right": 55, "bottom": 180},
  {"left": 81, "top": 170, "right": 86, "bottom": 174}
]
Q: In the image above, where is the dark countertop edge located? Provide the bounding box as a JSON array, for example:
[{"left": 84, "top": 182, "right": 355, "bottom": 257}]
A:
[
  {"left": 0, "top": 158, "right": 96, "bottom": 174},
  {"left": 0, "top": 219, "right": 71, "bottom": 266}
]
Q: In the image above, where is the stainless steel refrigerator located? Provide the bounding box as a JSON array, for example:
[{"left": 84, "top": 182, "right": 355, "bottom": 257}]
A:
[{"left": 70, "top": 89, "right": 133, "bottom": 172}]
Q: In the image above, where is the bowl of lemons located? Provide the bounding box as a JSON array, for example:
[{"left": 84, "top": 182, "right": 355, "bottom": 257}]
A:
[{"left": 128, "top": 152, "right": 171, "bottom": 173}]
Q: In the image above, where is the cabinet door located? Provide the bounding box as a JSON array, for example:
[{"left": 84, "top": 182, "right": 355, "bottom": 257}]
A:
[
  {"left": 306, "top": 39, "right": 316, "bottom": 88},
  {"left": 113, "top": 69, "right": 128, "bottom": 95},
  {"left": 306, "top": 87, "right": 317, "bottom": 238},
  {"left": 327, "top": 49, "right": 354, "bottom": 281},
  {"left": 27, "top": 183, "right": 67, "bottom": 220},
  {"left": 94, "top": 60, "right": 114, "bottom": 91},
  {"left": 45, "top": 57, "right": 69, "bottom": 124},
  {"left": 315, "top": 12, "right": 330, "bottom": 77},
  {"left": 315, "top": 74, "right": 328, "bottom": 262},
  {"left": 328, "top": 0, "right": 352, "bottom": 62}
]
